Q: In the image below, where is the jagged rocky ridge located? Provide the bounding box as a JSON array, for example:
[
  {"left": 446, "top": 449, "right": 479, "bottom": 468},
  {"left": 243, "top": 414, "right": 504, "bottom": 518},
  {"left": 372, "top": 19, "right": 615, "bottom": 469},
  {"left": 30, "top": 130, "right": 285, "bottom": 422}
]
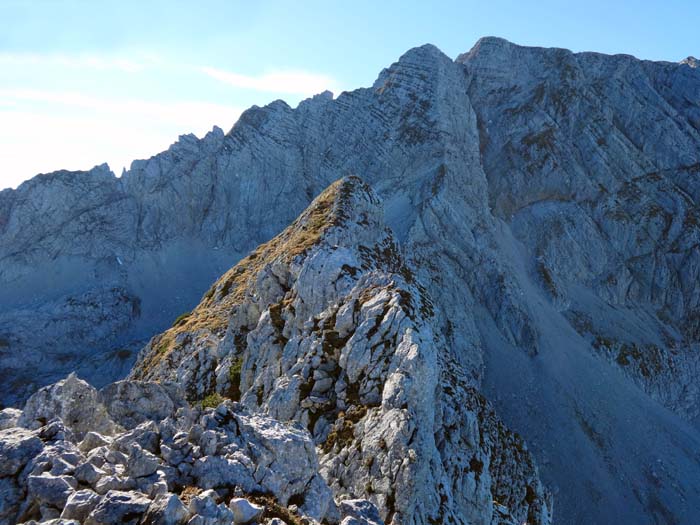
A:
[
  {"left": 1, "top": 37, "right": 700, "bottom": 524},
  {"left": 131, "top": 176, "right": 551, "bottom": 525},
  {"left": 0, "top": 178, "right": 549, "bottom": 525}
]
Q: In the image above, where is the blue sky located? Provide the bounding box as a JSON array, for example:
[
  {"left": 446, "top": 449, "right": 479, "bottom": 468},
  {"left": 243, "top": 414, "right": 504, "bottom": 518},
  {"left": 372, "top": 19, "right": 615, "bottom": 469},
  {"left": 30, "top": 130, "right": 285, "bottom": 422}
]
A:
[{"left": 1, "top": 0, "right": 698, "bottom": 189}]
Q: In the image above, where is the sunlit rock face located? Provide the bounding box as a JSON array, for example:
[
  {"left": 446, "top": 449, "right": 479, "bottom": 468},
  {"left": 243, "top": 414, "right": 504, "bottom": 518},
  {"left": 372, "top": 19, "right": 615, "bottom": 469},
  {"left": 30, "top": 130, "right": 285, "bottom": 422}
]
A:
[
  {"left": 1, "top": 37, "right": 700, "bottom": 524},
  {"left": 131, "top": 176, "right": 552, "bottom": 525}
]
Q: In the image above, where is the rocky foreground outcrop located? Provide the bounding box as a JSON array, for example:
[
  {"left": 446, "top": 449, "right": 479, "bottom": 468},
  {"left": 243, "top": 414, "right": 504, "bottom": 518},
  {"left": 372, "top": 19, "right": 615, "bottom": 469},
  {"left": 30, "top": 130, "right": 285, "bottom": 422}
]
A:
[{"left": 0, "top": 373, "right": 380, "bottom": 525}]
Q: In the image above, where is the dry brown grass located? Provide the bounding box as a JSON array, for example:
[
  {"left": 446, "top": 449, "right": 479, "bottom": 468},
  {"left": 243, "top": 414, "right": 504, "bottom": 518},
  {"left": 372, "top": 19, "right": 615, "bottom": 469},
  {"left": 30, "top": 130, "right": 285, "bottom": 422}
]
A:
[
  {"left": 179, "top": 485, "right": 202, "bottom": 505},
  {"left": 322, "top": 404, "right": 368, "bottom": 452},
  {"left": 136, "top": 177, "right": 360, "bottom": 374},
  {"left": 244, "top": 494, "right": 305, "bottom": 525}
]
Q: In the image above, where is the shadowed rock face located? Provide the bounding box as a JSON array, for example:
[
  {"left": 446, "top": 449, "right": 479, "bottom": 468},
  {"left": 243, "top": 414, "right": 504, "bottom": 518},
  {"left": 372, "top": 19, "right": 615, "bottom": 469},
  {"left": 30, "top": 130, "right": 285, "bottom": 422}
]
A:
[{"left": 1, "top": 37, "right": 700, "bottom": 524}]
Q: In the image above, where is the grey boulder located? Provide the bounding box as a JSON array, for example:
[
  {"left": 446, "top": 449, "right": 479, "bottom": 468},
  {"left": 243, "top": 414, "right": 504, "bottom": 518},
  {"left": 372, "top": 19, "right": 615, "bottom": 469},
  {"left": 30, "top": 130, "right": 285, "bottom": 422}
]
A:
[
  {"left": 18, "top": 374, "right": 118, "bottom": 438},
  {"left": 27, "top": 473, "right": 78, "bottom": 508},
  {"left": 0, "top": 427, "right": 43, "bottom": 476},
  {"left": 84, "top": 490, "right": 151, "bottom": 525},
  {"left": 339, "top": 500, "right": 384, "bottom": 525},
  {"left": 140, "top": 493, "right": 189, "bottom": 525},
  {"left": 228, "top": 498, "right": 263, "bottom": 525},
  {"left": 60, "top": 489, "right": 101, "bottom": 522}
]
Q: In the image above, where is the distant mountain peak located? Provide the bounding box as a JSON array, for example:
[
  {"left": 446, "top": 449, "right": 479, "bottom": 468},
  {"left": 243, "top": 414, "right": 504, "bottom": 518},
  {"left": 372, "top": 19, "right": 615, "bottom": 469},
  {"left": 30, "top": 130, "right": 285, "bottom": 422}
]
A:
[{"left": 682, "top": 56, "right": 698, "bottom": 68}]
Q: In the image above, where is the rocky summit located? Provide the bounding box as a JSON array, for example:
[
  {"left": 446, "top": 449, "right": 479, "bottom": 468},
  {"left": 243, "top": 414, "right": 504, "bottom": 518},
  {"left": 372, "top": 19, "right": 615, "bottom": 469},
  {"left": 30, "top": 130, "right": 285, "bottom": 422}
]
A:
[{"left": 1, "top": 37, "right": 699, "bottom": 524}]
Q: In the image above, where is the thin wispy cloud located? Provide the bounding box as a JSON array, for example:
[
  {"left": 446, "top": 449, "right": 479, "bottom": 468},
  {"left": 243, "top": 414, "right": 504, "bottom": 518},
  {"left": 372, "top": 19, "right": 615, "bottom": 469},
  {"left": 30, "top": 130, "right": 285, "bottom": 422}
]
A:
[
  {"left": 0, "top": 89, "right": 243, "bottom": 189},
  {"left": 201, "top": 66, "right": 340, "bottom": 95},
  {"left": 0, "top": 89, "right": 241, "bottom": 129},
  {"left": 0, "top": 51, "right": 340, "bottom": 94},
  {"left": 0, "top": 52, "right": 152, "bottom": 73}
]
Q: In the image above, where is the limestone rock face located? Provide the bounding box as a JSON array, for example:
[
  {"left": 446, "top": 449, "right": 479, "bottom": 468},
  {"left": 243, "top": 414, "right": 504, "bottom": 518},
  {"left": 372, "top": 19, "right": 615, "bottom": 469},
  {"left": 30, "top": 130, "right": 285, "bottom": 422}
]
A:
[
  {"left": 18, "top": 374, "right": 119, "bottom": 439},
  {"left": 1, "top": 37, "right": 700, "bottom": 524},
  {"left": 458, "top": 36, "right": 700, "bottom": 412},
  {"left": 132, "top": 177, "right": 551, "bottom": 525}
]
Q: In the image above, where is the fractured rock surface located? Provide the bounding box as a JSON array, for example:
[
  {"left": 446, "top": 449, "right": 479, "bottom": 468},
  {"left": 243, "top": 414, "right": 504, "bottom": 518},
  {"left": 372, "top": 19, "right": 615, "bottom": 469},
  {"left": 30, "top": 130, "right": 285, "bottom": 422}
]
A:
[
  {"left": 1, "top": 36, "right": 700, "bottom": 524},
  {"left": 132, "top": 177, "right": 551, "bottom": 525},
  {"left": 0, "top": 374, "right": 347, "bottom": 525}
]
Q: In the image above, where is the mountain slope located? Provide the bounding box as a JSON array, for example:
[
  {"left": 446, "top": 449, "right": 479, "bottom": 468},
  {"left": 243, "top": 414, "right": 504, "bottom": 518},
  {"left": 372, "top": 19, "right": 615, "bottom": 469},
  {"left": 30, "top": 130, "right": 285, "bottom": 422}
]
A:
[
  {"left": 131, "top": 175, "right": 552, "bottom": 525},
  {"left": 1, "top": 37, "right": 699, "bottom": 523}
]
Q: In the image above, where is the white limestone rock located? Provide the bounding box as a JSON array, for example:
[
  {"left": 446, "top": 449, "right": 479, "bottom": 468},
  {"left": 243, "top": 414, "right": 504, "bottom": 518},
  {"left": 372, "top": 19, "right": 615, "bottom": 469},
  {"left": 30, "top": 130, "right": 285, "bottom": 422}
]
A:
[
  {"left": 18, "top": 374, "right": 118, "bottom": 438},
  {"left": 0, "top": 427, "right": 43, "bottom": 476},
  {"left": 94, "top": 475, "right": 136, "bottom": 495},
  {"left": 228, "top": 497, "right": 263, "bottom": 525},
  {"left": 27, "top": 473, "right": 77, "bottom": 509},
  {"left": 99, "top": 380, "right": 187, "bottom": 430},
  {"left": 339, "top": 499, "right": 384, "bottom": 525},
  {"left": 132, "top": 178, "right": 551, "bottom": 525},
  {"left": 126, "top": 443, "right": 160, "bottom": 478},
  {"left": 78, "top": 432, "right": 111, "bottom": 454},
  {"left": 0, "top": 408, "right": 22, "bottom": 430},
  {"left": 187, "top": 490, "right": 234, "bottom": 525},
  {"left": 0, "top": 380, "right": 336, "bottom": 525},
  {"left": 73, "top": 462, "right": 106, "bottom": 486}
]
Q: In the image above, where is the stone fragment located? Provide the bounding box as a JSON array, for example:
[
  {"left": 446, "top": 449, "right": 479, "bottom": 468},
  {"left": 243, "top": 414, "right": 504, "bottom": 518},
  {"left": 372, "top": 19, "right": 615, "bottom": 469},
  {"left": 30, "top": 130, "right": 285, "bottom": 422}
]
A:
[
  {"left": 126, "top": 443, "right": 160, "bottom": 478},
  {"left": 27, "top": 473, "right": 77, "bottom": 508},
  {"left": 78, "top": 432, "right": 111, "bottom": 454},
  {"left": 84, "top": 490, "right": 150, "bottom": 525},
  {"left": 74, "top": 462, "right": 107, "bottom": 486},
  {"left": 94, "top": 475, "right": 136, "bottom": 495},
  {"left": 0, "top": 427, "right": 43, "bottom": 476},
  {"left": 229, "top": 497, "right": 264, "bottom": 525},
  {"left": 339, "top": 499, "right": 384, "bottom": 525},
  {"left": 140, "top": 493, "right": 189, "bottom": 525},
  {"left": 60, "top": 489, "right": 102, "bottom": 522}
]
